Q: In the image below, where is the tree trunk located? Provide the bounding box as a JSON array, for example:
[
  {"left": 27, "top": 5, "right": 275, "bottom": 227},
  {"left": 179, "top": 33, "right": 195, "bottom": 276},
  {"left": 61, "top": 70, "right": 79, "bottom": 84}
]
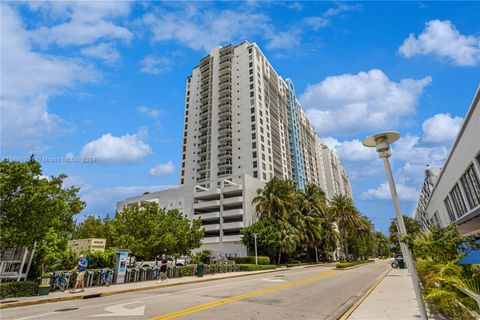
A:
[
  {"left": 315, "top": 247, "right": 319, "bottom": 263},
  {"left": 278, "top": 250, "right": 282, "bottom": 264}
]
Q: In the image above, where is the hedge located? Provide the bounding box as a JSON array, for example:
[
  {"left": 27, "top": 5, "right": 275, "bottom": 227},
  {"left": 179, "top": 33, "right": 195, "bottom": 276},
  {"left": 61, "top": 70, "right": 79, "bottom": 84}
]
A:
[
  {"left": 179, "top": 265, "right": 196, "bottom": 277},
  {"left": 238, "top": 264, "right": 276, "bottom": 271},
  {"left": 231, "top": 256, "right": 270, "bottom": 265},
  {"left": 0, "top": 281, "right": 38, "bottom": 299},
  {"left": 336, "top": 260, "right": 374, "bottom": 269}
]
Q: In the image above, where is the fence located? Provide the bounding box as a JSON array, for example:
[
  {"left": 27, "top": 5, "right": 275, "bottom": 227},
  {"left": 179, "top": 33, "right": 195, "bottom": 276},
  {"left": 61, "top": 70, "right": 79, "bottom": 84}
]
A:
[{"left": 46, "top": 264, "right": 240, "bottom": 292}]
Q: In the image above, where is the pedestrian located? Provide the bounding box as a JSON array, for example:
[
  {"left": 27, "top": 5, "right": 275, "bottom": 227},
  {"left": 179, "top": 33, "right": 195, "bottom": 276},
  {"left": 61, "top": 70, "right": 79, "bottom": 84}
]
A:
[
  {"left": 157, "top": 254, "right": 168, "bottom": 283},
  {"left": 69, "top": 254, "right": 88, "bottom": 293}
]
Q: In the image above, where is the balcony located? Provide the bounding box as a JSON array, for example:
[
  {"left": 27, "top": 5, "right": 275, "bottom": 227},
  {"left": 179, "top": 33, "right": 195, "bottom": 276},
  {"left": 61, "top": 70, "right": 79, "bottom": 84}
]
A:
[
  {"left": 198, "top": 166, "right": 207, "bottom": 174},
  {"left": 193, "top": 211, "right": 220, "bottom": 220},
  {"left": 217, "top": 170, "right": 232, "bottom": 177},
  {"left": 218, "top": 102, "right": 231, "bottom": 110},
  {"left": 219, "top": 65, "right": 230, "bottom": 73},
  {"left": 218, "top": 109, "right": 232, "bottom": 117},
  {"left": 218, "top": 142, "right": 232, "bottom": 149},
  {"left": 222, "top": 221, "right": 243, "bottom": 230},
  {"left": 198, "top": 149, "right": 207, "bottom": 156},
  {"left": 223, "top": 196, "right": 243, "bottom": 205},
  {"left": 219, "top": 50, "right": 233, "bottom": 59},
  {"left": 218, "top": 133, "right": 232, "bottom": 141},
  {"left": 194, "top": 199, "right": 221, "bottom": 209},
  {"left": 199, "top": 125, "right": 208, "bottom": 133},
  {"left": 194, "top": 188, "right": 220, "bottom": 199},
  {"left": 219, "top": 79, "right": 231, "bottom": 88},
  {"left": 218, "top": 94, "right": 231, "bottom": 103},
  {"left": 218, "top": 160, "right": 232, "bottom": 167},
  {"left": 218, "top": 126, "right": 232, "bottom": 133},
  {"left": 219, "top": 72, "right": 231, "bottom": 80},
  {"left": 201, "top": 237, "right": 220, "bottom": 244},
  {"left": 203, "top": 224, "right": 220, "bottom": 232},
  {"left": 218, "top": 117, "right": 231, "bottom": 125},
  {"left": 219, "top": 86, "right": 231, "bottom": 94},
  {"left": 219, "top": 58, "right": 232, "bottom": 66},
  {"left": 222, "top": 234, "right": 242, "bottom": 242},
  {"left": 218, "top": 151, "right": 232, "bottom": 159},
  {"left": 223, "top": 208, "right": 243, "bottom": 218},
  {"left": 224, "top": 184, "right": 243, "bottom": 194}
]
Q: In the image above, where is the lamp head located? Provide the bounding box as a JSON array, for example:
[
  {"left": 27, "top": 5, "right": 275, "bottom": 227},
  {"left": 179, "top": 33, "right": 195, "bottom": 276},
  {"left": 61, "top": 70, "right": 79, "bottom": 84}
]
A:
[{"left": 362, "top": 131, "right": 400, "bottom": 159}]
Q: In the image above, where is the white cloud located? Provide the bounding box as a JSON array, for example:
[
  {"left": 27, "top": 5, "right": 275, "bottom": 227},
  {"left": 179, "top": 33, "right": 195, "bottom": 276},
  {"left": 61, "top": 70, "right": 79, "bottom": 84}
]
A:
[
  {"left": 323, "top": 137, "right": 378, "bottom": 162},
  {"left": 137, "top": 105, "right": 161, "bottom": 120},
  {"left": 323, "top": 3, "right": 362, "bottom": 18},
  {"left": 149, "top": 161, "right": 175, "bottom": 176},
  {"left": 1, "top": 4, "right": 98, "bottom": 151},
  {"left": 422, "top": 113, "right": 463, "bottom": 144},
  {"left": 65, "top": 176, "right": 176, "bottom": 216},
  {"left": 28, "top": 1, "right": 133, "bottom": 47},
  {"left": 300, "top": 69, "right": 432, "bottom": 136},
  {"left": 143, "top": 7, "right": 271, "bottom": 52},
  {"left": 393, "top": 134, "right": 449, "bottom": 165},
  {"left": 81, "top": 43, "right": 120, "bottom": 64},
  {"left": 399, "top": 20, "right": 480, "bottom": 66},
  {"left": 139, "top": 55, "right": 174, "bottom": 74},
  {"left": 143, "top": 2, "right": 359, "bottom": 52},
  {"left": 362, "top": 182, "right": 420, "bottom": 201},
  {"left": 80, "top": 133, "right": 152, "bottom": 163}
]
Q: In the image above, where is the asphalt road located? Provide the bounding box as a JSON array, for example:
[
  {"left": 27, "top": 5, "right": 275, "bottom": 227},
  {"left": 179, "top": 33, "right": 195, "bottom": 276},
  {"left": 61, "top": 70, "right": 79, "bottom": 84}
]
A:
[{"left": 1, "top": 261, "right": 389, "bottom": 320}]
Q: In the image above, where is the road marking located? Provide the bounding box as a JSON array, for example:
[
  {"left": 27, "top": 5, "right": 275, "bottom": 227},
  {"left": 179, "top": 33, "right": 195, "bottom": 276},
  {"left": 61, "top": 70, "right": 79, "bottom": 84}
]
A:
[
  {"left": 10, "top": 312, "right": 57, "bottom": 320},
  {"left": 261, "top": 277, "right": 286, "bottom": 282},
  {"left": 149, "top": 269, "right": 338, "bottom": 320},
  {"left": 89, "top": 301, "right": 145, "bottom": 317}
]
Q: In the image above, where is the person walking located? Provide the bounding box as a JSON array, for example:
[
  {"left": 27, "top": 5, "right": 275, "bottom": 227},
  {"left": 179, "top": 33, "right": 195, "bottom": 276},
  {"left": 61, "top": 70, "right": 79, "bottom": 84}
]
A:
[
  {"left": 69, "top": 254, "right": 88, "bottom": 293},
  {"left": 157, "top": 254, "right": 168, "bottom": 283}
]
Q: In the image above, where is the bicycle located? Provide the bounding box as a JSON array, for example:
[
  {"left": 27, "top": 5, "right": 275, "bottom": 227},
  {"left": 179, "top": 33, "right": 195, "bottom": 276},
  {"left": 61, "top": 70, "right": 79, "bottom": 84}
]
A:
[
  {"left": 99, "top": 269, "right": 113, "bottom": 287},
  {"left": 51, "top": 271, "right": 71, "bottom": 292}
]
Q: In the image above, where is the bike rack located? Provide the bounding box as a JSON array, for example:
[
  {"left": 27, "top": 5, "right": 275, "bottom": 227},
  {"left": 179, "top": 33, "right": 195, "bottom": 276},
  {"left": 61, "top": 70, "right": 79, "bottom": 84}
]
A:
[{"left": 85, "top": 270, "right": 94, "bottom": 287}]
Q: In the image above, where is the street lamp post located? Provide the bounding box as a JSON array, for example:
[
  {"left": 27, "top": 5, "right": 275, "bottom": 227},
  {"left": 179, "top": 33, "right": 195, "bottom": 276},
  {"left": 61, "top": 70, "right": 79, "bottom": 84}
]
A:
[
  {"left": 253, "top": 233, "right": 258, "bottom": 265},
  {"left": 363, "top": 132, "right": 428, "bottom": 320}
]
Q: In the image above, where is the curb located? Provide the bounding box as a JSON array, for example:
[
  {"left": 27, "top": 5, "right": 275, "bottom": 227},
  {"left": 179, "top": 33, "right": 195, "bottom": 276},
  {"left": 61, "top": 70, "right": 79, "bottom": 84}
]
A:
[
  {"left": 337, "top": 267, "right": 392, "bottom": 320},
  {"left": 0, "top": 265, "right": 326, "bottom": 309},
  {"left": 335, "top": 262, "right": 375, "bottom": 271}
]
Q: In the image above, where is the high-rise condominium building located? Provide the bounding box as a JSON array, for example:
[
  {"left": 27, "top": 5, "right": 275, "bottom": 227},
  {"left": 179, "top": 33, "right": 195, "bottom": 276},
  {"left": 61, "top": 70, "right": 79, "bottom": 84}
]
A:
[{"left": 118, "top": 41, "right": 352, "bottom": 256}]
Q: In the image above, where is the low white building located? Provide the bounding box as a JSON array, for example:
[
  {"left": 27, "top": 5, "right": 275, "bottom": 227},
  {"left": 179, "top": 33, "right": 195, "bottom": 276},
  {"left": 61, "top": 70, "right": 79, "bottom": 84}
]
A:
[
  {"left": 414, "top": 86, "right": 480, "bottom": 236},
  {"left": 117, "top": 174, "right": 263, "bottom": 257}
]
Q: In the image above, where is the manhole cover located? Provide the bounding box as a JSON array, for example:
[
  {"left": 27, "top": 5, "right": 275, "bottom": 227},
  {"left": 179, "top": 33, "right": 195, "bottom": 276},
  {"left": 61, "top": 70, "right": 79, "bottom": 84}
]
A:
[{"left": 55, "top": 307, "right": 79, "bottom": 312}]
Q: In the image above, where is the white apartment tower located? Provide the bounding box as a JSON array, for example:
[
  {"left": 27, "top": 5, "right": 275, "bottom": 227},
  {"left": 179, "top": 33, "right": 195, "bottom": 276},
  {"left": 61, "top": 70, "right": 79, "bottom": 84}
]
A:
[
  {"left": 118, "top": 41, "right": 352, "bottom": 256},
  {"left": 180, "top": 42, "right": 322, "bottom": 189}
]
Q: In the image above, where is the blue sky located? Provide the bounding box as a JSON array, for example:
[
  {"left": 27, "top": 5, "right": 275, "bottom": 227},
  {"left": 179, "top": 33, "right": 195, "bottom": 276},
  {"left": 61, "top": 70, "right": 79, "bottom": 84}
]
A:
[{"left": 1, "top": 1, "right": 479, "bottom": 234}]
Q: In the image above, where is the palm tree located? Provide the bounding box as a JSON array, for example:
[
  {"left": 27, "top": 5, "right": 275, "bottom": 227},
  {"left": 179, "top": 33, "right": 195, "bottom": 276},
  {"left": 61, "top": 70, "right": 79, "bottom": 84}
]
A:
[
  {"left": 328, "top": 194, "right": 364, "bottom": 260},
  {"left": 299, "top": 184, "right": 328, "bottom": 218},
  {"left": 276, "top": 221, "right": 299, "bottom": 264},
  {"left": 252, "top": 178, "right": 296, "bottom": 221}
]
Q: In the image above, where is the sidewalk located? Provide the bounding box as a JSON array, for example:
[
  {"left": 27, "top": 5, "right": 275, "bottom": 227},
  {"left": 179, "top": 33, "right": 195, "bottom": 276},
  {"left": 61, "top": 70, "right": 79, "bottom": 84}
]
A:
[
  {"left": 0, "top": 264, "right": 323, "bottom": 309},
  {"left": 348, "top": 267, "right": 422, "bottom": 320}
]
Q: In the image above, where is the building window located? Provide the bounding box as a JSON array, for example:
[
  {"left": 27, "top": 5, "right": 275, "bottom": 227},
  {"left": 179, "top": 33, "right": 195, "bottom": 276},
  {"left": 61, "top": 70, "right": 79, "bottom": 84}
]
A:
[
  {"left": 253, "top": 171, "right": 258, "bottom": 178},
  {"left": 252, "top": 142, "right": 256, "bottom": 149},
  {"left": 444, "top": 197, "right": 456, "bottom": 222},
  {"left": 253, "top": 151, "right": 257, "bottom": 158},
  {"left": 251, "top": 115, "right": 255, "bottom": 122},
  {"left": 460, "top": 164, "right": 480, "bottom": 209},
  {"left": 253, "top": 161, "right": 257, "bottom": 168},
  {"left": 263, "top": 172, "right": 267, "bottom": 180},
  {"left": 450, "top": 183, "right": 468, "bottom": 218},
  {"left": 251, "top": 107, "right": 254, "bottom": 114},
  {"left": 251, "top": 124, "right": 256, "bottom": 130},
  {"left": 252, "top": 133, "right": 256, "bottom": 139}
]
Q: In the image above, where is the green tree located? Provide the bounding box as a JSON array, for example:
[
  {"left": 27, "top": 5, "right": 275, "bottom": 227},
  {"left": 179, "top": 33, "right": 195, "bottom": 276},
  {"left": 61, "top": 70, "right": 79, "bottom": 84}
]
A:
[
  {"left": 389, "top": 216, "right": 422, "bottom": 253},
  {"left": 242, "top": 219, "right": 278, "bottom": 259},
  {"left": 252, "top": 178, "right": 295, "bottom": 220},
  {"left": 0, "top": 157, "right": 85, "bottom": 252},
  {"left": 329, "top": 194, "right": 364, "bottom": 260},
  {"left": 73, "top": 216, "right": 107, "bottom": 239},
  {"left": 276, "top": 221, "right": 299, "bottom": 264}
]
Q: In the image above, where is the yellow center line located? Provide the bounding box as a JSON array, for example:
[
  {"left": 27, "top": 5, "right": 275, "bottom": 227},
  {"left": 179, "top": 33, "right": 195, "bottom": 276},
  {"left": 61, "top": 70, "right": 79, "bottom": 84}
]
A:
[{"left": 149, "top": 269, "right": 339, "bottom": 320}]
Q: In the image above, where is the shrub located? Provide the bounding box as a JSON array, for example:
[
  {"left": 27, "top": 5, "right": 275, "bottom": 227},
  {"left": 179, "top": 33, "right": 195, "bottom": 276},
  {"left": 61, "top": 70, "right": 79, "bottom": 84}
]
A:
[
  {"left": 190, "top": 250, "right": 212, "bottom": 264},
  {"left": 179, "top": 265, "right": 195, "bottom": 277},
  {"left": 238, "top": 264, "right": 276, "bottom": 271},
  {"left": 231, "top": 256, "right": 270, "bottom": 265},
  {"left": 336, "top": 260, "right": 374, "bottom": 269},
  {"left": 0, "top": 281, "right": 38, "bottom": 299}
]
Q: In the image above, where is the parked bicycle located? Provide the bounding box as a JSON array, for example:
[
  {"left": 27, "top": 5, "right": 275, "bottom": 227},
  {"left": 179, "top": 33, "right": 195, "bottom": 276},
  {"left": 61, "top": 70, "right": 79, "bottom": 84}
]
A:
[
  {"left": 51, "top": 271, "right": 71, "bottom": 292},
  {"left": 99, "top": 269, "right": 113, "bottom": 287}
]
